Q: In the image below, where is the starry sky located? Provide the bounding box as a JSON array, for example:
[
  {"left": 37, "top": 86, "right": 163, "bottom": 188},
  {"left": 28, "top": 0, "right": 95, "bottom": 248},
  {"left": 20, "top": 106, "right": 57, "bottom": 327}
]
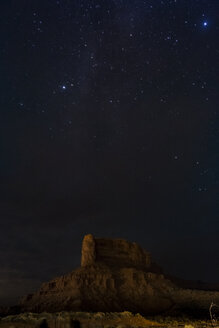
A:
[{"left": 0, "top": 0, "right": 218, "bottom": 306}]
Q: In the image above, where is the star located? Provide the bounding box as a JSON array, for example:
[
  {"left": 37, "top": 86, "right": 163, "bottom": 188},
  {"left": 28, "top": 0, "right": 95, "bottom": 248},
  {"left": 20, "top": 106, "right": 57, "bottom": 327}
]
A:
[{"left": 203, "top": 21, "right": 208, "bottom": 27}]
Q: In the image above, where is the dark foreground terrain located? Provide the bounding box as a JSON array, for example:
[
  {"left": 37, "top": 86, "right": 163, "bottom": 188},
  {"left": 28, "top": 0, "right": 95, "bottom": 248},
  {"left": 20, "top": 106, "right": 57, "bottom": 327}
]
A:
[{"left": 0, "top": 311, "right": 216, "bottom": 328}]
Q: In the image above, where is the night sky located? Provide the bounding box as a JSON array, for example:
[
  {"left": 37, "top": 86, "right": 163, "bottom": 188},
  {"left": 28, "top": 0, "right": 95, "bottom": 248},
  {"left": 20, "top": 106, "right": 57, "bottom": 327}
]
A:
[{"left": 0, "top": 0, "right": 218, "bottom": 306}]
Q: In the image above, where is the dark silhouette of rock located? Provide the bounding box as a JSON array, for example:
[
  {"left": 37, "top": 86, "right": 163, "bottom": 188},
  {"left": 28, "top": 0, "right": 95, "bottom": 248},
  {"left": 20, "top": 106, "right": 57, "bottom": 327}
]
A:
[
  {"left": 20, "top": 234, "right": 219, "bottom": 316},
  {"left": 166, "top": 274, "right": 219, "bottom": 292}
]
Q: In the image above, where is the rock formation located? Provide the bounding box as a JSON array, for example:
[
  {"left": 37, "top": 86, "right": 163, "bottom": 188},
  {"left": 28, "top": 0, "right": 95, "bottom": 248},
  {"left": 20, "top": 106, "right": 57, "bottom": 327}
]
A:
[
  {"left": 81, "top": 234, "right": 161, "bottom": 273},
  {"left": 20, "top": 234, "right": 219, "bottom": 316}
]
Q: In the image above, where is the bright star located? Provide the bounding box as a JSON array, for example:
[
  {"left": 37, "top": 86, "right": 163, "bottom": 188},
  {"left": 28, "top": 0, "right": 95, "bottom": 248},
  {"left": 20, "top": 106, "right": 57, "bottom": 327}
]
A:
[
  {"left": 62, "top": 85, "right": 66, "bottom": 90},
  {"left": 203, "top": 21, "right": 208, "bottom": 27}
]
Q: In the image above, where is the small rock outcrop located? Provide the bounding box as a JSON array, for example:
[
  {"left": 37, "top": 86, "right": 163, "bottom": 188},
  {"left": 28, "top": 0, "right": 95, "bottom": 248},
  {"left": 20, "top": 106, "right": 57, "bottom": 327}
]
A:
[{"left": 81, "top": 234, "right": 96, "bottom": 267}]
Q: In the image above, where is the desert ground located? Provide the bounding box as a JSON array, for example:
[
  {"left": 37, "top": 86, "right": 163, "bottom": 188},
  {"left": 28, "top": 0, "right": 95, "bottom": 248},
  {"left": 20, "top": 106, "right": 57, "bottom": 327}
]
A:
[{"left": 0, "top": 311, "right": 217, "bottom": 328}]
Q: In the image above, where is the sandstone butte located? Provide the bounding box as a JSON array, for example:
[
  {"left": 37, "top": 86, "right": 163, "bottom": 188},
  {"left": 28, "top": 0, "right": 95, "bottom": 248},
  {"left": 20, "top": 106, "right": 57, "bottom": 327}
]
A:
[{"left": 19, "top": 234, "right": 219, "bottom": 316}]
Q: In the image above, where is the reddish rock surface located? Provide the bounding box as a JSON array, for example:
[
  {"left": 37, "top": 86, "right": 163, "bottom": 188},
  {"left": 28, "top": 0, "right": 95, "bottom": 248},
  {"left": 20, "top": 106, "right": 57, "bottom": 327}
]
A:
[
  {"left": 81, "top": 234, "right": 161, "bottom": 273},
  {"left": 20, "top": 264, "right": 174, "bottom": 314}
]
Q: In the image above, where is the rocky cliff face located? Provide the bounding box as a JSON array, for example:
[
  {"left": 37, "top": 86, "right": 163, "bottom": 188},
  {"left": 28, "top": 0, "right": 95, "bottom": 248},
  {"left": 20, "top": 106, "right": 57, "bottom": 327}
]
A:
[
  {"left": 20, "top": 264, "right": 174, "bottom": 314},
  {"left": 81, "top": 234, "right": 161, "bottom": 273},
  {"left": 20, "top": 234, "right": 219, "bottom": 316}
]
